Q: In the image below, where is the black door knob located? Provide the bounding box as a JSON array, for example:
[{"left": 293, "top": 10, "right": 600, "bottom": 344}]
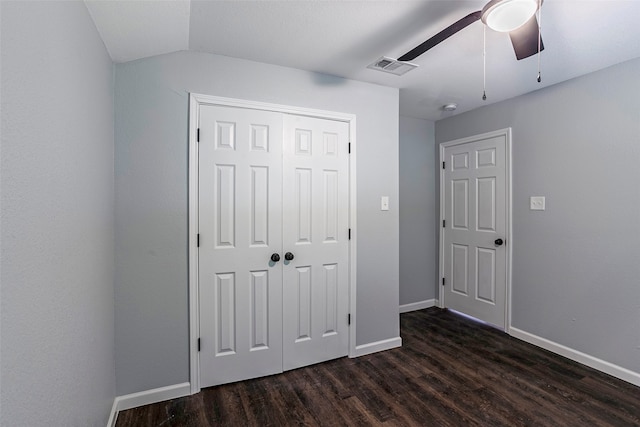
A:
[
  {"left": 284, "top": 252, "right": 294, "bottom": 261},
  {"left": 270, "top": 253, "right": 280, "bottom": 262},
  {"left": 494, "top": 238, "right": 504, "bottom": 246}
]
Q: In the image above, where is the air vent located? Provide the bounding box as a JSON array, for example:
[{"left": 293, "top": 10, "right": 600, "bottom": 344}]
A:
[{"left": 367, "top": 56, "right": 418, "bottom": 76}]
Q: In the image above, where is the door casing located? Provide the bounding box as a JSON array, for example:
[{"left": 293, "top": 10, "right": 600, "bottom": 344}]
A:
[
  {"left": 438, "top": 128, "right": 512, "bottom": 332},
  {"left": 188, "top": 93, "right": 358, "bottom": 394}
]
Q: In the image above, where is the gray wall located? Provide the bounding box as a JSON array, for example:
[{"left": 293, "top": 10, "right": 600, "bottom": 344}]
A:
[
  {"left": 399, "top": 116, "right": 437, "bottom": 306},
  {"left": 436, "top": 57, "right": 640, "bottom": 373},
  {"left": 1, "top": 2, "right": 115, "bottom": 426},
  {"left": 114, "top": 51, "right": 400, "bottom": 395}
]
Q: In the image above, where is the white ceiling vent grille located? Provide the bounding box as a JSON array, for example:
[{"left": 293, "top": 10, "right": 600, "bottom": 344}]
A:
[{"left": 367, "top": 56, "right": 418, "bottom": 76}]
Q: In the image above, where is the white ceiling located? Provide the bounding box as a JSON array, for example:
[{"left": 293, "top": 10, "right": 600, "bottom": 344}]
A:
[{"left": 84, "top": 0, "right": 640, "bottom": 121}]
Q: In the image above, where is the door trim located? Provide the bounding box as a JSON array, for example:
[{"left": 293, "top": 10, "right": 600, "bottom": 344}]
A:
[
  {"left": 438, "top": 128, "right": 512, "bottom": 332},
  {"left": 188, "top": 93, "right": 357, "bottom": 394}
]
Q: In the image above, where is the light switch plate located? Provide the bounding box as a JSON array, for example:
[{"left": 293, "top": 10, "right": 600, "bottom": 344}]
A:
[
  {"left": 530, "top": 196, "right": 545, "bottom": 211},
  {"left": 381, "top": 196, "right": 389, "bottom": 211}
]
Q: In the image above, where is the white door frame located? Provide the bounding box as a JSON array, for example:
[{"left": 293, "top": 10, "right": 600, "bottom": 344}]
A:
[
  {"left": 438, "top": 128, "right": 513, "bottom": 332},
  {"left": 188, "top": 93, "right": 358, "bottom": 394}
]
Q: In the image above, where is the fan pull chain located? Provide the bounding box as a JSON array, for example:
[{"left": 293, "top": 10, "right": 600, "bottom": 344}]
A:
[
  {"left": 482, "top": 24, "right": 487, "bottom": 101},
  {"left": 537, "top": 0, "right": 542, "bottom": 83}
]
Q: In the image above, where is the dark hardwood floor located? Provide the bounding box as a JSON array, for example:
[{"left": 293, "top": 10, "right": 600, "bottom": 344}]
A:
[{"left": 116, "top": 308, "right": 640, "bottom": 426}]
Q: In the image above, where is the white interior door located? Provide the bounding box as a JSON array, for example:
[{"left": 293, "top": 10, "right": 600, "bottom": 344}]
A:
[
  {"left": 197, "top": 103, "right": 351, "bottom": 388},
  {"left": 282, "top": 115, "right": 350, "bottom": 371},
  {"left": 442, "top": 132, "right": 509, "bottom": 329},
  {"left": 198, "top": 105, "right": 284, "bottom": 387}
]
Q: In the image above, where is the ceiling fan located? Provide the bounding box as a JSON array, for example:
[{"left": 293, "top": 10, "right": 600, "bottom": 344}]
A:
[{"left": 398, "top": 0, "right": 544, "bottom": 62}]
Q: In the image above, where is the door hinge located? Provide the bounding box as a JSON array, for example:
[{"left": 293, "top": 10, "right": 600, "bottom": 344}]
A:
[
  {"left": 197, "top": 338, "right": 201, "bottom": 351},
  {"left": 442, "top": 220, "right": 445, "bottom": 228},
  {"left": 197, "top": 128, "right": 200, "bottom": 142},
  {"left": 348, "top": 228, "right": 351, "bottom": 240},
  {"left": 442, "top": 277, "right": 446, "bottom": 286},
  {"left": 197, "top": 234, "right": 200, "bottom": 247},
  {"left": 348, "top": 313, "right": 351, "bottom": 325},
  {"left": 442, "top": 161, "right": 445, "bottom": 169},
  {"left": 348, "top": 142, "right": 351, "bottom": 154}
]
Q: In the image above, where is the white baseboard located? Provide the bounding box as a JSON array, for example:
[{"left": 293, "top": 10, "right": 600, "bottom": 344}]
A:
[
  {"left": 509, "top": 328, "right": 640, "bottom": 387},
  {"left": 399, "top": 299, "right": 436, "bottom": 313},
  {"left": 353, "top": 337, "right": 402, "bottom": 357},
  {"left": 106, "top": 400, "right": 118, "bottom": 427},
  {"left": 107, "top": 382, "right": 191, "bottom": 427}
]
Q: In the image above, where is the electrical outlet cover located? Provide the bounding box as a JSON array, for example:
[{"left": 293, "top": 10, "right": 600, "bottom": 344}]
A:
[{"left": 530, "top": 196, "right": 545, "bottom": 211}]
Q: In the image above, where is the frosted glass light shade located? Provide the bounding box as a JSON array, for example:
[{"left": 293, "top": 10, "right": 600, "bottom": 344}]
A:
[{"left": 482, "top": 0, "right": 539, "bottom": 32}]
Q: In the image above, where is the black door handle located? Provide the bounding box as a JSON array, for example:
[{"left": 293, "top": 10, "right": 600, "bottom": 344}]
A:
[
  {"left": 270, "top": 253, "right": 280, "bottom": 262},
  {"left": 284, "top": 252, "right": 294, "bottom": 261},
  {"left": 494, "top": 238, "right": 504, "bottom": 246}
]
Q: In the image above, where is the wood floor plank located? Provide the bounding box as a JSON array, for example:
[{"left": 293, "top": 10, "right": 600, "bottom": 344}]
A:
[{"left": 116, "top": 308, "right": 640, "bottom": 427}]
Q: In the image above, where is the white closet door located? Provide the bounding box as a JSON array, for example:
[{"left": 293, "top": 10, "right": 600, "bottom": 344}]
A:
[
  {"left": 197, "top": 104, "right": 352, "bottom": 387},
  {"left": 198, "top": 105, "right": 284, "bottom": 387},
  {"left": 282, "top": 114, "right": 350, "bottom": 371}
]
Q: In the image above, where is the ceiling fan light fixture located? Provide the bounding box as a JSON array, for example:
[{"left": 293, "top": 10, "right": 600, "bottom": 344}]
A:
[{"left": 481, "top": 0, "right": 539, "bottom": 33}]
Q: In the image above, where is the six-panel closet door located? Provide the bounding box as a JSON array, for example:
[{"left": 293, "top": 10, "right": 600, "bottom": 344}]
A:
[
  {"left": 198, "top": 105, "right": 284, "bottom": 387},
  {"left": 282, "top": 114, "right": 350, "bottom": 371},
  {"left": 197, "top": 104, "right": 350, "bottom": 388}
]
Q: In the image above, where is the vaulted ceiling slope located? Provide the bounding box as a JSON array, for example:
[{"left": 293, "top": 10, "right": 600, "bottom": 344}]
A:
[{"left": 84, "top": 0, "right": 640, "bottom": 121}]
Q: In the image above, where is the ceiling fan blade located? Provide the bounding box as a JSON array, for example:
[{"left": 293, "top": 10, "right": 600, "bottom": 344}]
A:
[
  {"left": 509, "top": 15, "right": 544, "bottom": 60},
  {"left": 398, "top": 11, "right": 481, "bottom": 62}
]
